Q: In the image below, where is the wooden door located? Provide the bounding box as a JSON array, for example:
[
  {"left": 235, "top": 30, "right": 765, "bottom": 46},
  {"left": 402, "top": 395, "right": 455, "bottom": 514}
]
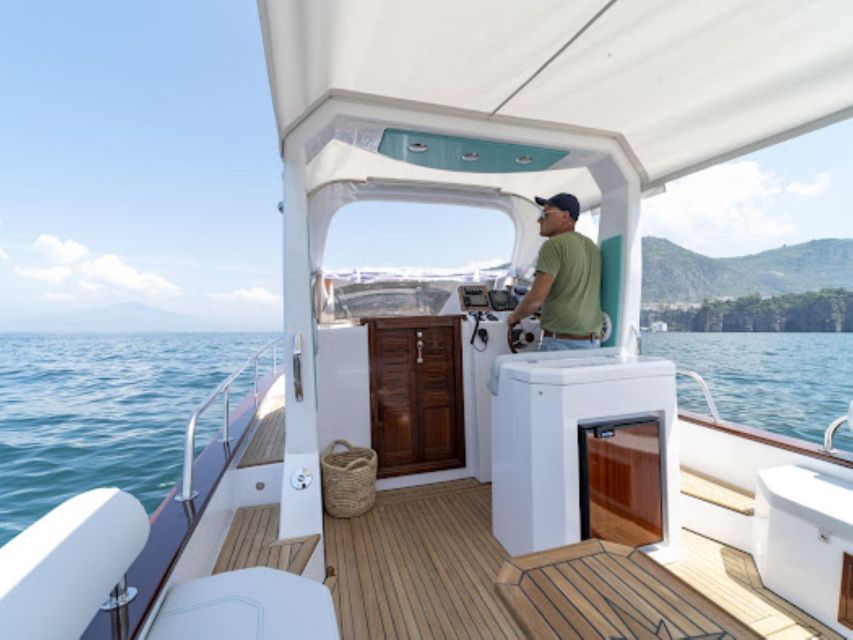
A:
[
  {"left": 367, "top": 316, "right": 465, "bottom": 478},
  {"left": 580, "top": 420, "right": 663, "bottom": 547},
  {"left": 840, "top": 553, "right": 853, "bottom": 631}
]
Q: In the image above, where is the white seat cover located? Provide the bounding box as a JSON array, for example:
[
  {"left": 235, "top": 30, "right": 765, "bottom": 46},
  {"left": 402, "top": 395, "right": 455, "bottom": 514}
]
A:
[
  {"left": 0, "top": 488, "right": 149, "bottom": 640},
  {"left": 148, "top": 567, "right": 338, "bottom": 639}
]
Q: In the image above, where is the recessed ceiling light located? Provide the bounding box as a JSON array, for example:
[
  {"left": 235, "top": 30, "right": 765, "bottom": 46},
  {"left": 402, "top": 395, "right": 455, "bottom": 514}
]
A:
[
  {"left": 462, "top": 152, "right": 480, "bottom": 162},
  {"left": 515, "top": 155, "right": 533, "bottom": 165},
  {"left": 407, "top": 142, "right": 429, "bottom": 153}
]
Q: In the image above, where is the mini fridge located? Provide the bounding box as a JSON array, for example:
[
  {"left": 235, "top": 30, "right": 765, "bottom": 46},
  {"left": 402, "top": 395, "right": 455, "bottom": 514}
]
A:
[
  {"left": 578, "top": 417, "right": 663, "bottom": 547},
  {"left": 491, "top": 354, "right": 679, "bottom": 559}
]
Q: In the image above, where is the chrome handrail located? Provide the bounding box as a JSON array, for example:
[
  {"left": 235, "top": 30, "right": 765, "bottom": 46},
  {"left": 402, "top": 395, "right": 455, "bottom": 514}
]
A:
[
  {"left": 176, "top": 336, "right": 285, "bottom": 502},
  {"left": 676, "top": 369, "right": 720, "bottom": 423},
  {"left": 630, "top": 324, "right": 642, "bottom": 355},
  {"left": 822, "top": 402, "right": 851, "bottom": 453}
]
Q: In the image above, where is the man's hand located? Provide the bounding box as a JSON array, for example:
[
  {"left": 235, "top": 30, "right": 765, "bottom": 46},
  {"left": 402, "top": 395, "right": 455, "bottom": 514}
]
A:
[{"left": 507, "top": 272, "right": 555, "bottom": 327}]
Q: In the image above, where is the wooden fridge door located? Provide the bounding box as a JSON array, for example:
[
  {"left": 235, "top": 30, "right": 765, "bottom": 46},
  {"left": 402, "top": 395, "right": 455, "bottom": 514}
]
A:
[
  {"left": 580, "top": 420, "right": 663, "bottom": 547},
  {"left": 368, "top": 316, "right": 465, "bottom": 478}
]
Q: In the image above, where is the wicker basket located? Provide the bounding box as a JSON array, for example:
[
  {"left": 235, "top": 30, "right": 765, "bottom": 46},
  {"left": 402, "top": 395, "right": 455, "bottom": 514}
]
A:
[{"left": 321, "top": 439, "right": 377, "bottom": 518}]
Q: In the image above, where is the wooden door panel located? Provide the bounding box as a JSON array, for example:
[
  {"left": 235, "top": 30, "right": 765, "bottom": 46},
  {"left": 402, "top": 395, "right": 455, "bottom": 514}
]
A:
[
  {"left": 381, "top": 408, "right": 417, "bottom": 466},
  {"left": 422, "top": 390, "right": 450, "bottom": 407},
  {"left": 584, "top": 421, "right": 662, "bottom": 547},
  {"left": 423, "top": 406, "right": 453, "bottom": 460},
  {"left": 368, "top": 316, "right": 465, "bottom": 477},
  {"left": 416, "top": 323, "right": 460, "bottom": 467},
  {"left": 370, "top": 327, "right": 418, "bottom": 469},
  {"left": 839, "top": 552, "right": 853, "bottom": 630},
  {"left": 421, "top": 361, "right": 449, "bottom": 380},
  {"left": 377, "top": 367, "right": 410, "bottom": 398}
]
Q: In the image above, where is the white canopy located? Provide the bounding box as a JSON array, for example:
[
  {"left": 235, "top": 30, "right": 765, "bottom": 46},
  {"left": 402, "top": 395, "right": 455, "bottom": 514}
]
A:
[{"left": 259, "top": 0, "right": 853, "bottom": 190}]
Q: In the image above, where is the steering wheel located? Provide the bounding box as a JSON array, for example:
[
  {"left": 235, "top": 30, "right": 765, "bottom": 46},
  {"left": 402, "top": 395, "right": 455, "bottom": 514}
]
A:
[{"left": 507, "top": 318, "right": 538, "bottom": 353}]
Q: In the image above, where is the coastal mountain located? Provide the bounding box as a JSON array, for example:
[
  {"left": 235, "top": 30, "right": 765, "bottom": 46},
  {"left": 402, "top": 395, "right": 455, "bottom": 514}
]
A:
[{"left": 643, "top": 238, "right": 853, "bottom": 303}]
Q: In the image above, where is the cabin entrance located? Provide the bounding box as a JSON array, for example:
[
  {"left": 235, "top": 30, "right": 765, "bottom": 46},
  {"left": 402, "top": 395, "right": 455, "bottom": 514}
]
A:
[{"left": 366, "top": 316, "right": 465, "bottom": 478}]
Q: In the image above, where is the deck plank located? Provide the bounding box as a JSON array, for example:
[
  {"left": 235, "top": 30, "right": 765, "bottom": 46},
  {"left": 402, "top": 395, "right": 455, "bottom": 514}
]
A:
[
  {"left": 669, "top": 529, "right": 844, "bottom": 639},
  {"left": 498, "top": 541, "right": 762, "bottom": 640},
  {"left": 680, "top": 466, "right": 756, "bottom": 515},
  {"left": 402, "top": 498, "right": 481, "bottom": 638},
  {"left": 325, "top": 479, "right": 523, "bottom": 640},
  {"left": 212, "top": 504, "right": 318, "bottom": 576},
  {"left": 386, "top": 501, "right": 455, "bottom": 639},
  {"left": 237, "top": 406, "right": 284, "bottom": 468}
]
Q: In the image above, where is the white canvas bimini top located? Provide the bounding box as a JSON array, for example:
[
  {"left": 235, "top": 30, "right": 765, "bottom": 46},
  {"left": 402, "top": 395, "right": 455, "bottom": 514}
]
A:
[{"left": 258, "top": 0, "right": 853, "bottom": 191}]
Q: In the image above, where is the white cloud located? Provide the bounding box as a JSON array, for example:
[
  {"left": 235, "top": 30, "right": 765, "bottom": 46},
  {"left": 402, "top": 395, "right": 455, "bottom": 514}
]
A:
[
  {"left": 0, "top": 244, "right": 9, "bottom": 261},
  {"left": 77, "top": 279, "right": 103, "bottom": 292},
  {"left": 213, "top": 286, "right": 280, "bottom": 304},
  {"left": 14, "top": 265, "right": 73, "bottom": 283},
  {"left": 43, "top": 293, "right": 74, "bottom": 302},
  {"left": 79, "top": 254, "right": 180, "bottom": 296},
  {"left": 34, "top": 235, "right": 89, "bottom": 263},
  {"left": 641, "top": 160, "right": 796, "bottom": 257},
  {"left": 786, "top": 171, "right": 830, "bottom": 196}
]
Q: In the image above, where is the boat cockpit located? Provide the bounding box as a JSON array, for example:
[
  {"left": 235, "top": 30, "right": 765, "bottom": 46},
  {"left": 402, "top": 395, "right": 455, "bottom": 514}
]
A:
[{"left": 2, "top": 2, "right": 853, "bottom": 638}]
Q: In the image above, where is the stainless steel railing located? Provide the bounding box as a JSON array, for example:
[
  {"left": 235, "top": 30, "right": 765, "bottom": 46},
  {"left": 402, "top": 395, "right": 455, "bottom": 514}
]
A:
[
  {"left": 822, "top": 400, "right": 852, "bottom": 453},
  {"left": 676, "top": 369, "right": 721, "bottom": 423},
  {"left": 175, "top": 336, "right": 285, "bottom": 502}
]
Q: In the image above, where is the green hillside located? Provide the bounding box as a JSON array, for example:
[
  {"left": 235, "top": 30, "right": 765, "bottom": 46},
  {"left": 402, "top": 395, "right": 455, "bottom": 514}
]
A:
[
  {"left": 643, "top": 289, "right": 853, "bottom": 332},
  {"left": 643, "top": 237, "right": 853, "bottom": 303}
]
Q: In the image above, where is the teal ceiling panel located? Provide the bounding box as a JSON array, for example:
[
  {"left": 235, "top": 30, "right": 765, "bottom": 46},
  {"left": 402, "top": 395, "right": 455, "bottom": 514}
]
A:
[{"left": 378, "top": 129, "right": 568, "bottom": 173}]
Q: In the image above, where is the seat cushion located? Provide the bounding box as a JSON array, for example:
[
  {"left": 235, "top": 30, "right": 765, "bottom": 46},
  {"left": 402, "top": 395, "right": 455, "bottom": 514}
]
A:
[
  {"left": 0, "top": 488, "right": 149, "bottom": 640},
  {"left": 148, "top": 567, "right": 337, "bottom": 639}
]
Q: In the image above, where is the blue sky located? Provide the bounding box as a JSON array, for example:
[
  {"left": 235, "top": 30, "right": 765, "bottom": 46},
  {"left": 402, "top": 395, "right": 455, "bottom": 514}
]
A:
[{"left": 0, "top": 2, "right": 850, "bottom": 330}]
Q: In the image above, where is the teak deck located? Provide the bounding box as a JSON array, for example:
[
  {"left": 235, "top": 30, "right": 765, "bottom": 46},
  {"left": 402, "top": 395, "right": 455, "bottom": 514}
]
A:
[
  {"left": 670, "top": 530, "right": 844, "bottom": 639},
  {"left": 680, "top": 466, "right": 756, "bottom": 515},
  {"left": 324, "top": 478, "right": 522, "bottom": 639},
  {"left": 213, "top": 504, "right": 317, "bottom": 576},
  {"left": 325, "top": 480, "right": 841, "bottom": 640},
  {"left": 237, "top": 406, "right": 284, "bottom": 468},
  {"left": 496, "top": 538, "right": 760, "bottom": 639}
]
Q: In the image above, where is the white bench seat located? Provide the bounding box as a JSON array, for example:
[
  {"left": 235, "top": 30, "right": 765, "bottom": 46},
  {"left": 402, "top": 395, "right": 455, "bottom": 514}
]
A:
[{"left": 147, "top": 567, "right": 338, "bottom": 640}]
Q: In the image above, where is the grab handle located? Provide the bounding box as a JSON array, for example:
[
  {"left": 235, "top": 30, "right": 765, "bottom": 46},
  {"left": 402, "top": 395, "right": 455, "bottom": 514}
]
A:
[{"left": 292, "top": 333, "right": 304, "bottom": 402}]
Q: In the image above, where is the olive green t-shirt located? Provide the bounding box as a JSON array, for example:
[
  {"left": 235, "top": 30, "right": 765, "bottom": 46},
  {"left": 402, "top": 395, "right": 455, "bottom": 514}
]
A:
[{"left": 536, "top": 231, "right": 602, "bottom": 335}]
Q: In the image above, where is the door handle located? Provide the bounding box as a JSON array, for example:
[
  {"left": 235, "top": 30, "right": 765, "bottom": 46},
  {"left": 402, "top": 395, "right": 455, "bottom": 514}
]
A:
[
  {"left": 292, "top": 333, "right": 304, "bottom": 402},
  {"left": 416, "top": 339, "right": 424, "bottom": 364}
]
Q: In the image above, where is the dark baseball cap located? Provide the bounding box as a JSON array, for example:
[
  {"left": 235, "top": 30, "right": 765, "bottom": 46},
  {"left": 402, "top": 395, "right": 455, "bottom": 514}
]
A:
[{"left": 534, "top": 192, "right": 580, "bottom": 220}]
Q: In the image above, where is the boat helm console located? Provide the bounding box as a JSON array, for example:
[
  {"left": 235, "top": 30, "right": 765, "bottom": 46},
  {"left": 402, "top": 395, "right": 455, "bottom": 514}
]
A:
[
  {"left": 457, "top": 284, "right": 520, "bottom": 313},
  {"left": 458, "top": 284, "right": 539, "bottom": 351}
]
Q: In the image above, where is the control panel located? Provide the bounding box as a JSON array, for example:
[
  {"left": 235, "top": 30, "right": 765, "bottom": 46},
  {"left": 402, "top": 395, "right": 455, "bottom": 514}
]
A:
[
  {"left": 457, "top": 283, "right": 540, "bottom": 353},
  {"left": 488, "top": 289, "right": 518, "bottom": 312},
  {"left": 458, "top": 284, "right": 491, "bottom": 312},
  {"left": 457, "top": 284, "right": 521, "bottom": 312}
]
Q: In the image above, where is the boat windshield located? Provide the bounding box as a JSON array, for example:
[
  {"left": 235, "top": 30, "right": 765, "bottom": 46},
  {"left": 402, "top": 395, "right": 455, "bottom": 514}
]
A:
[{"left": 320, "top": 201, "right": 514, "bottom": 321}]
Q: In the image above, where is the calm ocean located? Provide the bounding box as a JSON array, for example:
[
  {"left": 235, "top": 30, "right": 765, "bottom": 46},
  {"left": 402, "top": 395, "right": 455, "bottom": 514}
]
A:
[{"left": 1, "top": 331, "right": 851, "bottom": 545}]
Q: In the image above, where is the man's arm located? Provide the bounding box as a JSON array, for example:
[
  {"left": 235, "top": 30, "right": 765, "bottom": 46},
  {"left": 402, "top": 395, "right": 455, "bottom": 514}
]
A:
[{"left": 506, "top": 271, "right": 555, "bottom": 326}]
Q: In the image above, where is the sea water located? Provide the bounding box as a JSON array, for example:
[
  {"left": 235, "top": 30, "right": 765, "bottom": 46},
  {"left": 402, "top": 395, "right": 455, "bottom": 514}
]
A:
[
  {"left": 0, "top": 332, "right": 276, "bottom": 545},
  {"left": 1, "top": 331, "right": 851, "bottom": 546},
  {"left": 644, "top": 332, "right": 852, "bottom": 451}
]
